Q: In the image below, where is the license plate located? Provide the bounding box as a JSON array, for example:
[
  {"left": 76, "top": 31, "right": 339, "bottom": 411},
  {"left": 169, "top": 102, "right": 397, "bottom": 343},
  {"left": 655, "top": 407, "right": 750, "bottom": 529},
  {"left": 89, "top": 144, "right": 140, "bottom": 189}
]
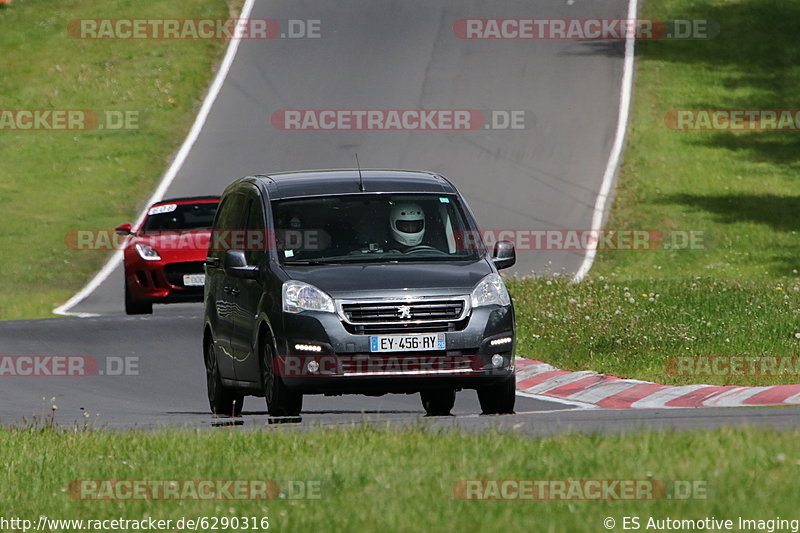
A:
[
  {"left": 183, "top": 274, "right": 205, "bottom": 287},
  {"left": 370, "top": 333, "right": 446, "bottom": 352}
]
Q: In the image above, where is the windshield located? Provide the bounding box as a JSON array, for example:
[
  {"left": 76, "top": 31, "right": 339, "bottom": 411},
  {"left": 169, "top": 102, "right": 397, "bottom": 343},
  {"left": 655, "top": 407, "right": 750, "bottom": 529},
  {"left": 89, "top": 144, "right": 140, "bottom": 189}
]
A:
[
  {"left": 140, "top": 201, "right": 218, "bottom": 233},
  {"left": 272, "top": 194, "right": 482, "bottom": 264}
]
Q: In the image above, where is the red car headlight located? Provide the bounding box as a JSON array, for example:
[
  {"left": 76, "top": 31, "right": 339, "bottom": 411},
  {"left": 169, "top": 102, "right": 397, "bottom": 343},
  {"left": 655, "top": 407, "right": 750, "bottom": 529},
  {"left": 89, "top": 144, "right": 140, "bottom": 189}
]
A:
[{"left": 134, "top": 243, "right": 161, "bottom": 261}]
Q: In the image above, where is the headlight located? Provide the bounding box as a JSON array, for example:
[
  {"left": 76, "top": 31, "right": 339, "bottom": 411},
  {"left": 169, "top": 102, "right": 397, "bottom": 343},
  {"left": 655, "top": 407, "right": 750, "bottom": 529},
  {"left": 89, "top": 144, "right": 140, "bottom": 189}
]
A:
[
  {"left": 134, "top": 243, "right": 161, "bottom": 261},
  {"left": 282, "top": 281, "right": 335, "bottom": 313},
  {"left": 471, "top": 273, "right": 511, "bottom": 307}
]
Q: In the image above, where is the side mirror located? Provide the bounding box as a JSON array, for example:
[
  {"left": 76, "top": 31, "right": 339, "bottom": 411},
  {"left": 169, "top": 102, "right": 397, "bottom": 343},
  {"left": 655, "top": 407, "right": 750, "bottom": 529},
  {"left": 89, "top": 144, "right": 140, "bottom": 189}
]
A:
[
  {"left": 225, "top": 250, "right": 259, "bottom": 279},
  {"left": 115, "top": 223, "right": 133, "bottom": 236},
  {"left": 492, "top": 240, "right": 516, "bottom": 270}
]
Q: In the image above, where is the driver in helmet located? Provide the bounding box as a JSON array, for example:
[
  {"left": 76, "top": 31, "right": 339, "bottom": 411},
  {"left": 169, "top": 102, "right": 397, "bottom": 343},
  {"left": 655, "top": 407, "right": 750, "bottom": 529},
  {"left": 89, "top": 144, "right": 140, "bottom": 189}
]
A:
[{"left": 389, "top": 202, "right": 426, "bottom": 252}]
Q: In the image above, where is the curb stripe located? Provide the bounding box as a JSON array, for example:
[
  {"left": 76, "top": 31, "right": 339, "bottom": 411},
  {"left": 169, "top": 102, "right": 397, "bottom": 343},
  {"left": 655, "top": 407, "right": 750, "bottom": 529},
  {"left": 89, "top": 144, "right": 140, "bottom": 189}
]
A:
[
  {"left": 597, "top": 383, "right": 667, "bottom": 409},
  {"left": 515, "top": 359, "right": 800, "bottom": 409}
]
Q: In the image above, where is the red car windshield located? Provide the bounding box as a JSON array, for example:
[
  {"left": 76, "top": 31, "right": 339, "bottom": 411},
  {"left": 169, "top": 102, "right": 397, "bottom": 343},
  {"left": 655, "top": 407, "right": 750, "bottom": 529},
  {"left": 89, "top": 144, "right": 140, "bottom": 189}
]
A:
[{"left": 140, "top": 201, "right": 218, "bottom": 233}]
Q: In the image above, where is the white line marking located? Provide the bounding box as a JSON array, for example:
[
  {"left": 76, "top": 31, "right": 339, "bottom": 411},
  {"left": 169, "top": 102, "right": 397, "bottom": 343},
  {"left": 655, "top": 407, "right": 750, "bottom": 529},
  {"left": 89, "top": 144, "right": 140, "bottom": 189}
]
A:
[
  {"left": 783, "top": 391, "right": 800, "bottom": 404},
  {"left": 703, "top": 386, "right": 771, "bottom": 408},
  {"left": 520, "top": 371, "right": 597, "bottom": 395},
  {"left": 565, "top": 380, "right": 639, "bottom": 404},
  {"left": 629, "top": 384, "right": 708, "bottom": 409},
  {"left": 53, "top": 0, "right": 257, "bottom": 317},
  {"left": 572, "top": 0, "right": 639, "bottom": 282},
  {"left": 515, "top": 390, "right": 598, "bottom": 409}
]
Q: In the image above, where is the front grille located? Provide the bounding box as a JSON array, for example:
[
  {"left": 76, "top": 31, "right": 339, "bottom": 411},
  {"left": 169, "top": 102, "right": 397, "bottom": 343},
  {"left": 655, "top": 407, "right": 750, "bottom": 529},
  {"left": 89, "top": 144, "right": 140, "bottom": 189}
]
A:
[
  {"left": 345, "top": 321, "right": 467, "bottom": 335},
  {"left": 338, "top": 297, "right": 469, "bottom": 335},
  {"left": 164, "top": 262, "right": 204, "bottom": 288},
  {"left": 338, "top": 353, "right": 481, "bottom": 375},
  {"left": 341, "top": 299, "right": 465, "bottom": 323}
]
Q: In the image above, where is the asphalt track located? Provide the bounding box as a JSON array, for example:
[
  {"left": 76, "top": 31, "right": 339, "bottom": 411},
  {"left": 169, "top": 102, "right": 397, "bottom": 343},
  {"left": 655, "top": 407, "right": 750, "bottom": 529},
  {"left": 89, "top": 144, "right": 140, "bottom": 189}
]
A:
[
  {"left": 5, "top": 0, "right": 798, "bottom": 431},
  {"left": 1, "top": 311, "right": 799, "bottom": 434}
]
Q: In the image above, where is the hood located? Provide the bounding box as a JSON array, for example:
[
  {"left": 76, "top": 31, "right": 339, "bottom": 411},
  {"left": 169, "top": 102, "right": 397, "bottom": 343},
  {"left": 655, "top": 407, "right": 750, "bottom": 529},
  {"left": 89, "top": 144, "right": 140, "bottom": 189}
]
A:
[{"left": 281, "top": 259, "right": 493, "bottom": 297}]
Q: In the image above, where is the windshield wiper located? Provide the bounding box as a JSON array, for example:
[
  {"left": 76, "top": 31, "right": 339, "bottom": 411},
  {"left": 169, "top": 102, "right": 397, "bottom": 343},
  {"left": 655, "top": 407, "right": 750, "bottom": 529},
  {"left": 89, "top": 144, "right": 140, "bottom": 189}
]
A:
[{"left": 282, "top": 260, "right": 332, "bottom": 265}]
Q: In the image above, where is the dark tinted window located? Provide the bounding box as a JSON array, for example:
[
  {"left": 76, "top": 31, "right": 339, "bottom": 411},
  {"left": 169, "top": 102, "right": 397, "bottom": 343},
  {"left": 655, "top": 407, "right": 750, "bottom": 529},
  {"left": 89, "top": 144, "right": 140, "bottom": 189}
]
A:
[
  {"left": 244, "top": 196, "right": 266, "bottom": 265},
  {"left": 272, "top": 194, "right": 481, "bottom": 264},
  {"left": 213, "top": 193, "right": 247, "bottom": 253},
  {"left": 141, "top": 201, "right": 218, "bottom": 232}
]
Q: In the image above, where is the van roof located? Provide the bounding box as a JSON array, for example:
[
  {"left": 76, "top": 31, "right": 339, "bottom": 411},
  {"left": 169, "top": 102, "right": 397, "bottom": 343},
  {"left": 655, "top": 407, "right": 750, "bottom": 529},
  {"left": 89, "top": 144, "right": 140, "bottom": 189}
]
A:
[{"left": 247, "top": 169, "right": 457, "bottom": 199}]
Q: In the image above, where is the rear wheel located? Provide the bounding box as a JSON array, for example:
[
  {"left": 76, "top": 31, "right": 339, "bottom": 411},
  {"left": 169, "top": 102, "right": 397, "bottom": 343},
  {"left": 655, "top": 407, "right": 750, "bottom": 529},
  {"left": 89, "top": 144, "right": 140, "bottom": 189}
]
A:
[
  {"left": 205, "top": 336, "right": 243, "bottom": 417},
  {"left": 124, "top": 282, "right": 152, "bottom": 315},
  {"left": 261, "top": 341, "right": 303, "bottom": 416},
  {"left": 420, "top": 389, "right": 456, "bottom": 416},
  {"left": 477, "top": 375, "right": 516, "bottom": 415}
]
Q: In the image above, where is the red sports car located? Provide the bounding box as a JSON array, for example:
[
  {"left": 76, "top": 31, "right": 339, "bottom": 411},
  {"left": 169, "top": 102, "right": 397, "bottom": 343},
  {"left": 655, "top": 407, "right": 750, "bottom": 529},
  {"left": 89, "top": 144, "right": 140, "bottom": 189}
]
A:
[{"left": 115, "top": 196, "right": 219, "bottom": 314}]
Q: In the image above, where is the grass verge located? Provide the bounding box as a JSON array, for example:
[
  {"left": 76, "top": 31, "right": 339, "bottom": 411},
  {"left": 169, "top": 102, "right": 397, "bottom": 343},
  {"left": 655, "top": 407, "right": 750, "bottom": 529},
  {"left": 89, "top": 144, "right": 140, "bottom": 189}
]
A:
[
  {"left": 0, "top": 0, "right": 241, "bottom": 320},
  {"left": 511, "top": 0, "right": 800, "bottom": 384},
  {"left": 510, "top": 276, "right": 800, "bottom": 385},
  {"left": 2, "top": 426, "right": 798, "bottom": 531}
]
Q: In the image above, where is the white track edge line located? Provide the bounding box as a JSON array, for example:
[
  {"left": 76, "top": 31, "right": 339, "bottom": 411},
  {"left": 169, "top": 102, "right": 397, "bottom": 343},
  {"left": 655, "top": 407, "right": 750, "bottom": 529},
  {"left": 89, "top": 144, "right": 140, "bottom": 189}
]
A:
[
  {"left": 515, "top": 389, "right": 599, "bottom": 409},
  {"left": 572, "top": 0, "right": 639, "bottom": 283},
  {"left": 53, "top": 0, "right": 257, "bottom": 317}
]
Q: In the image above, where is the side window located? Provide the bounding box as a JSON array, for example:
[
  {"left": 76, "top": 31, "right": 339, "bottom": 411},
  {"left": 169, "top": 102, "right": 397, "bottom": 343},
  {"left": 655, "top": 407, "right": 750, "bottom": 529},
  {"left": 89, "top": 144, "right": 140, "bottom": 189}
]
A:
[
  {"left": 244, "top": 196, "right": 266, "bottom": 265},
  {"left": 214, "top": 193, "right": 246, "bottom": 254}
]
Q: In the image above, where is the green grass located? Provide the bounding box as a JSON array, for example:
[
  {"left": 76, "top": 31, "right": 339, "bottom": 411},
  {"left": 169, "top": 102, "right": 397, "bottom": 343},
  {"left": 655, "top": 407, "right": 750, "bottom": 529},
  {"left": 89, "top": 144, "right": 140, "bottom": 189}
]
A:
[
  {"left": 509, "top": 0, "right": 800, "bottom": 384},
  {"left": 509, "top": 276, "right": 800, "bottom": 385},
  {"left": 600, "top": 0, "right": 800, "bottom": 279},
  {"left": 0, "top": 0, "right": 241, "bottom": 320},
  {"left": 1, "top": 425, "right": 798, "bottom": 531}
]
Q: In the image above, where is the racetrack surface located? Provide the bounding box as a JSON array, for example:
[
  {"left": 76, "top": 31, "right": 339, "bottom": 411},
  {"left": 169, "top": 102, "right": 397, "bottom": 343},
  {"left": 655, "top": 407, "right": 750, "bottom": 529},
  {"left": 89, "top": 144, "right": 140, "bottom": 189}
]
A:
[
  {"left": 2, "top": 310, "right": 799, "bottom": 434},
  {"left": 0, "top": 310, "right": 564, "bottom": 429}
]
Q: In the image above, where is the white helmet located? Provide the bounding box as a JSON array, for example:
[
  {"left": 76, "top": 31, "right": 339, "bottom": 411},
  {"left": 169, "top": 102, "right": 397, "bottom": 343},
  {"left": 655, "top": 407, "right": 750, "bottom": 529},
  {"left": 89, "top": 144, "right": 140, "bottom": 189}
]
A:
[{"left": 389, "top": 202, "right": 425, "bottom": 247}]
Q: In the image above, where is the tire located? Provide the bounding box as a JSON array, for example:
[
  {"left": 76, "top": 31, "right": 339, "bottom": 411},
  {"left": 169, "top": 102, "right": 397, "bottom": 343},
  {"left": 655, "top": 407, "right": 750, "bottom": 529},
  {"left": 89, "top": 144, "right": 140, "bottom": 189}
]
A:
[
  {"left": 477, "top": 375, "right": 516, "bottom": 415},
  {"left": 420, "top": 389, "right": 456, "bottom": 416},
  {"left": 261, "top": 341, "right": 303, "bottom": 417},
  {"left": 205, "top": 336, "right": 244, "bottom": 417},
  {"left": 124, "top": 283, "right": 152, "bottom": 315}
]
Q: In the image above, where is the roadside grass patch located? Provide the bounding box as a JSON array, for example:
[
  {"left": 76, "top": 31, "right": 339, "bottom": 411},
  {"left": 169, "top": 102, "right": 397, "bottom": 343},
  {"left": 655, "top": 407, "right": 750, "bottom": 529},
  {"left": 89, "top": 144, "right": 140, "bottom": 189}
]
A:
[
  {"left": 509, "top": 276, "right": 800, "bottom": 386},
  {"left": 598, "top": 0, "right": 800, "bottom": 279},
  {"left": 510, "top": 0, "right": 800, "bottom": 384},
  {"left": 1, "top": 425, "right": 798, "bottom": 531},
  {"left": 0, "top": 0, "right": 241, "bottom": 320}
]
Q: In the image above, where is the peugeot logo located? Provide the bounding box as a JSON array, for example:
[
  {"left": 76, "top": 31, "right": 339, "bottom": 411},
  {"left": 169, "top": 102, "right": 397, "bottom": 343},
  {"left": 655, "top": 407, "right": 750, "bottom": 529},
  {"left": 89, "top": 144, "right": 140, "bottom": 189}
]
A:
[{"left": 397, "top": 305, "right": 412, "bottom": 320}]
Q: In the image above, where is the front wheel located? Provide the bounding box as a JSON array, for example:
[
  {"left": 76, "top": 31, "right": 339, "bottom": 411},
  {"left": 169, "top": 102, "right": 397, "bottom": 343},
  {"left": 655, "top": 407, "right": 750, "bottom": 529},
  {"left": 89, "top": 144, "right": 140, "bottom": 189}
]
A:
[
  {"left": 477, "top": 376, "right": 516, "bottom": 415},
  {"left": 420, "top": 389, "right": 456, "bottom": 416},
  {"left": 261, "top": 342, "right": 303, "bottom": 417},
  {"left": 205, "top": 336, "right": 243, "bottom": 417}
]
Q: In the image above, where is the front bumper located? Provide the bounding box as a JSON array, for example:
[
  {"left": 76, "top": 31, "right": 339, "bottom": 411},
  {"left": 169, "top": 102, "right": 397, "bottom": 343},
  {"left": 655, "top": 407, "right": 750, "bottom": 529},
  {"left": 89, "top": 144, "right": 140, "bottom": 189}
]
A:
[
  {"left": 274, "top": 304, "right": 515, "bottom": 394},
  {"left": 125, "top": 260, "right": 205, "bottom": 304}
]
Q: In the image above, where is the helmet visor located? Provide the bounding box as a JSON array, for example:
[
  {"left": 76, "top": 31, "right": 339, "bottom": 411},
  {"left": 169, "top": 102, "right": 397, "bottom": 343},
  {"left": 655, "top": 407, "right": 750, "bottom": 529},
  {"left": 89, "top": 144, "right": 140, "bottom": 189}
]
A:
[{"left": 395, "top": 219, "right": 424, "bottom": 234}]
